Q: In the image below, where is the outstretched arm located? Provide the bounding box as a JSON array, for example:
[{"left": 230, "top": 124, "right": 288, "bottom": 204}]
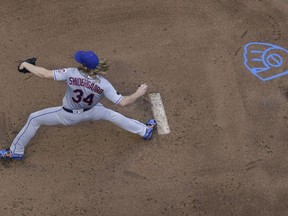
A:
[
  {"left": 118, "top": 83, "right": 148, "bottom": 107},
  {"left": 19, "top": 62, "right": 54, "bottom": 79}
]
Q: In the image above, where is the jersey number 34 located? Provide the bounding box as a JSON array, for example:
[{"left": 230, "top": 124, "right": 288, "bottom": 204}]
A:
[{"left": 72, "top": 89, "right": 94, "bottom": 105}]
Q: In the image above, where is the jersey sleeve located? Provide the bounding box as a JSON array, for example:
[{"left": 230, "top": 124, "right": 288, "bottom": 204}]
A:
[
  {"left": 52, "top": 68, "right": 73, "bottom": 81},
  {"left": 103, "top": 81, "right": 123, "bottom": 104}
]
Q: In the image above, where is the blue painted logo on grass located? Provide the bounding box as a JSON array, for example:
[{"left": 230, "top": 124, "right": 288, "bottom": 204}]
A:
[{"left": 243, "top": 42, "right": 288, "bottom": 81}]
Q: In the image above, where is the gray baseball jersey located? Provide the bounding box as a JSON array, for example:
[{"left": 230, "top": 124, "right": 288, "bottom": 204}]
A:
[{"left": 53, "top": 68, "right": 123, "bottom": 109}]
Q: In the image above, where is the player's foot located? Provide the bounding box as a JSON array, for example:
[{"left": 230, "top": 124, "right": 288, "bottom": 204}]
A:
[
  {"left": 143, "top": 119, "right": 157, "bottom": 140},
  {"left": 0, "top": 149, "right": 24, "bottom": 161}
]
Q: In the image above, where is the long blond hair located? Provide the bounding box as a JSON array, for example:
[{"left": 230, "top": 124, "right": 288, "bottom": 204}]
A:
[{"left": 78, "top": 58, "right": 109, "bottom": 81}]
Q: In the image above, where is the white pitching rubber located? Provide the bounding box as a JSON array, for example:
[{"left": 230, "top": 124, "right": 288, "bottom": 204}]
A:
[{"left": 148, "top": 93, "right": 171, "bottom": 135}]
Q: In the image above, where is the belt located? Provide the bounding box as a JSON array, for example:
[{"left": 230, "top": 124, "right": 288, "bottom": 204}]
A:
[{"left": 63, "top": 107, "right": 92, "bottom": 114}]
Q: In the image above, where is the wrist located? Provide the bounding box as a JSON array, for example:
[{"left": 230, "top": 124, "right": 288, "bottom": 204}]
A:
[
  {"left": 19, "top": 62, "right": 26, "bottom": 69},
  {"left": 134, "top": 91, "right": 143, "bottom": 98}
]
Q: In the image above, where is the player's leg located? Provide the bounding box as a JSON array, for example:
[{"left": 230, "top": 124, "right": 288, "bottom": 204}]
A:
[
  {"left": 9, "top": 106, "right": 65, "bottom": 155},
  {"left": 88, "top": 104, "right": 156, "bottom": 139}
]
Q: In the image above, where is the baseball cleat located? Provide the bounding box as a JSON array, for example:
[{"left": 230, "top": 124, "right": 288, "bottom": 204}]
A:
[
  {"left": 143, "top": 119, "right": 157, "bottom": 140},
  {"left": 0, "top": 149, "right": 24, "bottom": 161}
]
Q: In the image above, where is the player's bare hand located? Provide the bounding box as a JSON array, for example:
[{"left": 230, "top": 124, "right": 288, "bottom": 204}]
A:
[
  {"left": 136, "top": 83, "right": 148, "bottom": 96},
  {"left": 18, "top": 62, "right": 25, "bottom": 70}
]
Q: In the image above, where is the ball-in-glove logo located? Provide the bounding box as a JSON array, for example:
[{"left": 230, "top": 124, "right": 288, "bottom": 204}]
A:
[{"left": 243, "top": 42, "right": 288, "bottom": 81}]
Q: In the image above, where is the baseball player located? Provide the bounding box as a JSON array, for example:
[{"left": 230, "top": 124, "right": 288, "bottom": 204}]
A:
[{"left": 0, "top": 50, "right": 157, "bottom": 160}]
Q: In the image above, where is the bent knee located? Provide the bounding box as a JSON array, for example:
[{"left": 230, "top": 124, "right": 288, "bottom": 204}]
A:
[{"left": 27, "top": 111, "right": 44, "bottom": 126}]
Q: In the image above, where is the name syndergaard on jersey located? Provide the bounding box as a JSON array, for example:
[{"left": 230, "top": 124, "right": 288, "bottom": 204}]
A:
[{"left": 68, "top": 77, "right": 104, "bottom": 94}]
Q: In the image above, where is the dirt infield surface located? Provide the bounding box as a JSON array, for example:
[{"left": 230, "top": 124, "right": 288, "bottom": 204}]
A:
[{"left": 1, "top": 0, "right": 288, "bottom": 215}]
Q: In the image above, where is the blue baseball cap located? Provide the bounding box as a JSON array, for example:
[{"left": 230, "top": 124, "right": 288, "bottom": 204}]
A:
[{"left": 74, "top": 50, "right": 99, "bottom": 69}]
